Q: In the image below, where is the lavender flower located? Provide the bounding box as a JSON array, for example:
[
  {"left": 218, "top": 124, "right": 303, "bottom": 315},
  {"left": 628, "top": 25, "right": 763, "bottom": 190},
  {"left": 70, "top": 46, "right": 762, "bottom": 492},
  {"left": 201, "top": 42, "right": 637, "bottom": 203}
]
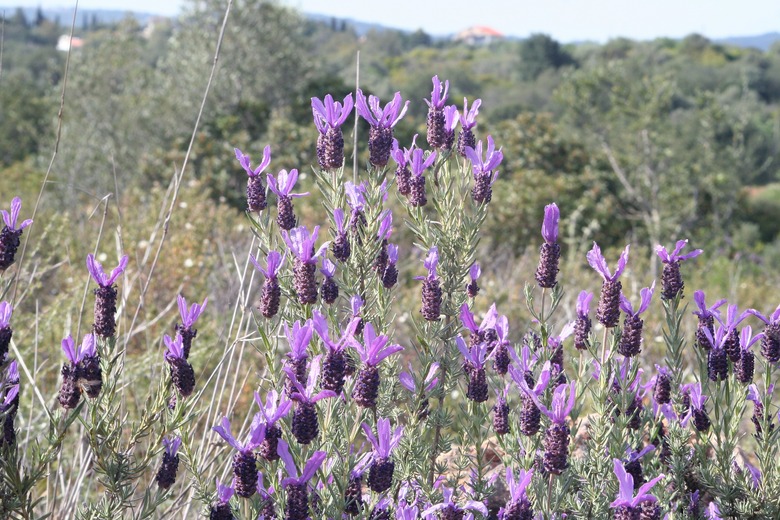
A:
[
  {"left": 331, "top": 208, "right": 351, "bottom": 262},
  {"left": 345, "top": 181, "right": 368, "bottom": 238},
  {"left": 320, "top": 258, "right": 338, "bottom": 304},
  {"left": 622, "top": 445, "right": 655, "bottom": 490},
  {"left": 465, "top": 136, "right": 503, "bottom": 204},
  {"left": 680, "top": 383, "right": 710, "bottom": 432},
  {"left": 86, "top": 253, "right": 128, "bottom": 338},
  {"left": 209, "top": 478, "right": 235, "bottom": 520},
  {"left": 492, "top": 315, "right": 514, "bottom": 375},
  {"left": 267, "top": 169, "right": 309, "bottom": 231},
  {"left": 702, "top": 324, "right": 729, "bottom": 382},
  {"left": 175, "top": 294, "right": 207, "bottom": 358},
  {"left": 692, "top": 291, "right": 726, "bottom": 351},
  {"left": 425, "top": 75, "right": 450, "bottom": 148},
  {"left": 510, "top": 359, "right": 552, "bottom": 436},
  {"left": 350, "top": 294, "right": 365, "bottom": 338},
  {"left": 501, "top": 467, "right": 534, "bottom": 520},
  {"left": 618, "top": 282, "right": 654, "bottom": 357},
  {"left": 466, "top": 263, "right": 481, "bottom": 298},
  {"left": 390, "top": 137, "right": 416, "bottom": 196},
  {"left": 408, "top": 148, "right": 437, "bottom": 207},
  {"left": 235, "top": 145, "right": 271, "bottom": 212},
  {"left": 0, "top": 197, "right": 33, "bottom": 272},
  {"left": 256, "top": 471, "right": 277, "bottom": 519},
  {"left": 421, "top": 485, "right": 488, "bottom": 519},
  {"left": 529, "top": 381, "right": 576, "bottom": 474},
  {"left": 282, "top": 226, "right": 329, "bottom": 305},
  {"left": 547, "top": 322, "right": 574, "bottom": 370},
  {"left": 283, "top": 319, "right": 314, "bottom": 397},
  {"left": 0, "top": 301, "right": 13, "bottom": 360},
  {"left": 746, "top": 384, "right": 775, "bottom": 436},
  {"left": 155, "top": 435, "right": 182, "bottom": 490},
  {"left": 278, "top": 440, "right": 327, "bottom": 520},
  {"left": 746, "top": 305, "right": 780, "bottom": 363},
  {"left": 416, "top": 246, "right": 442, "bottom": 321},
  {"left": 312, "top": 309, "right": 359, "bottom": 394},
  {"left": 284, "top": 356, "right": 336, "bottom": 444},
  {"left": 651, "top": 365, "right": 672, "bottom": 405},
  {"left": 212, "top": 416, "right": 266, "bottom": 498},
  {"left": 460, "top": 302, "right": 499, "bottom": 348},
  {"left": 0, "top": 363, "right": 19, "bottom": 446},
  {"left": 735, "top": 326, "right": 761, "bottom": 384},
  {"left": 363, "top": 417, "right": 404, "bottom": 493},
  {"left": 356, "top": 90, "right": 409, "bottom": 167},
  {"left": 312, "top": 93, "right": 354, "bottom": 169},
  {"left": 719, "top": 304, "right": 749, "bottom": 362},
  {"left": 75, "top": 333, "right": 102, "bottom": 398},
  {"left": 59, "top": 335, "right": 86, "bottom": 409},
  {"left": 399, "top": 362, "right": 439, "bottom": 419},
  {"left": 536, "top": 203, "right": 561, "bottom": 288},
  {"left": 493, "top": 385, "right": 511, "bottom": 435},
  {"left": 704, "top": 502, "right": 723, "bottom": 520},
  {"left": 372, "top": 211, "right": 393, "bottom": 275},
  {"left": 587, "top": 242, "right": 630, "bottom": 328},
  {"left": 457, "top": 98, "right": 481, "bottom": 157},
  {"left": 457, "top": 336, "right": 493, "bottom": 403},
  {"left": 610, "top": 459, "right": 665, "bottom": 520},
  {"left": 164, "top": 334, "right": 195, "bottom": 398},
  {"left": 655, "top": 239, "right": 702, "bottom": 300},
  {"left": 575, "top": 291, "right": 593, "bottom": 350},
  {"left": 351, "top": 323, "right": 404, "bottom": 408},
  {"left": 250, "top": 250, "right": 285, "bottom": 318},
  {"left": 382, "top": 244, "right": 399, "bottom": 289},
  {"left": 442, "top": 104, "right": 460, "bottom": 150},
  {"left": 253, "top": 389, "right": 292, "bottom": 461}
]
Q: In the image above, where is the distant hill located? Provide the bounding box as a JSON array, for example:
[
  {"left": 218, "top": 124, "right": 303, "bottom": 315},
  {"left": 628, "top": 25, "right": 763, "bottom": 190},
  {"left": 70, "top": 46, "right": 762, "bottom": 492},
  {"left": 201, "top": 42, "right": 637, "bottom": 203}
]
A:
[
  {"left": 0, "top": 6, "right": 162, "bottom": 27},
  {"left": 715, "top": 32, "right": 780, "bottom": 51}
]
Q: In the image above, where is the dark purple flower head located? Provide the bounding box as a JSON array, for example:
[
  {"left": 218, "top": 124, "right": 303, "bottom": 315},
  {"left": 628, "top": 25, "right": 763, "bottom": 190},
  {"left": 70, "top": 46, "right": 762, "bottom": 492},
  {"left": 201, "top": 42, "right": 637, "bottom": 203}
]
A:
[
  {"left": 62, "top": 334, "right": 97, "bottom": 365},
  {"left": 284, "top": 355, "right": 336, "bottom": 403},
  {"left": 409, "top": 148, "right": 437, "bottom": 178},
  {"left": 465, "top": 136, "right": 503, "bottom": 175},
  {"left": 620, "top": 282, "right": 655, "bottom": 318},
  {"left": 345, "top": 181, "right": 367, "bottom": 212},
  {"left": 362, "top": 417, "right": 404, "bottom": 459},
  {"left": 378, "top": 210, "right": 393, "bottom": 241},
  {"left": 577, "top": 291, "right": 593, "bottom": 317},
  {"left": 320, "top": 258, "right": 336, "bottom": 278},
  {"left": 459, "top": 98, "right": 482, "bottom": 130},
  {"left": 1, "top": 197, "right": 33, "bottom": 231},
  {"left": 611, "top": 459, "right": 665, "bottom": 508},
  {"left": 414, "top": 246, "right": 439, "bottom": 280},
  {"left": 234, "top": 146, "right": 271, "bottom": 178},
  {"left": 177, "top": 295, "right": 207, "bottom": 328},
  {"left": 656, "top": 239, "right": 702, "bottom": 264},
  {"left": 425, "top": 75, "right": 450, "bottom": 109},
  {"left": 387, "top": 244, "right": 399, "bottom": 264},
  {"left": 163, "top": 435, "right": 182, "bottom": 457},
  {"left": 267, "top": 169, "right": 309, "bottom": 199},
  {"left": 692, "top": 291, "right": 727, "bottom": 320},
  {"left": 351, "top": 323, "right": 403, "bottom": 367},
  {"left": 86, "top": 254, "right": 128, "bottom": 287},
  {"left": 0, "top": 301, "right": 11, "bottom": 328},
  {"left": 457, "top": 336, "right": 493, "bottom": 369},
  {"left": 506, "top": 467, "right": 533, "bottom": 503},
  {"left": 587, "top": 243, "right": 629, "bottom": 282},
  {"left": 356, "top": 90, "right": 409, "bottom": 129},
  {"left": 399, "top": 362, "right": 440, "bottom": 393},
  {"left": 250, "top": 250, "right": 285, "bottom": 280},
  {"left": 254, "top": 389, "right": 292, "bottom": 427},
  {"left": 284, "top": 320, "right": 314, "bottom": 361},
  {"left": 312, "top": 94, "right": 354, "bottom": 134},
  {"left": 422, "top": 485, "right": 488, "bottom": 518},
  {"left": 541, "top": 203, "right": 560, "bottom": 244},
  {"left": 212, "top": 415, "right": 266, "bottom": 452},
  {"left": 282, "top": 225, "right": 329, "bottom": 264},
  {"left": 277, "top": 440, "right": 327, "bottom": 486}
]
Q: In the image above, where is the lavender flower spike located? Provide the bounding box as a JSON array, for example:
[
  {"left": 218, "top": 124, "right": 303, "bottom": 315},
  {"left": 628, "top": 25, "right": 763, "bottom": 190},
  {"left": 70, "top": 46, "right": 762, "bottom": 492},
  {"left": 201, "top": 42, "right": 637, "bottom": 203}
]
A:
[
  {"left": 503, "top": 467, "right": 534, "bottom": 519},
  {"left": 587, "top": 242, "right": 630, "bottom": 328},
  {"left": 536, "top": 202, "right": 561, "bottom": 288},
  {"left": 267, "top": 169, "right": 309, "bottom": 230},
  {"left": 425, "top": 75, "right": 450, "bottom": 148},
  {"left": 209, "top": 478, "right": 235, "bottom": 519},
  {"left": 442, "top": 104, "right": 460, "bottom": 150},
  {"left": 0, "top": 301, "right": 12, "bottom": 359},
  {"left": 617, "top": 281, "right": 655, "bottom": 357},
  {"left": 736, "top": 326, "right": 761, "bottom": 384},
  {"left": 86, "top": 253, "right": 129, "bottom": 288},
  {"left": 363, "top": 417, "right": 404, "bottom": 492},
  {"left": 466, "top": 262, "right": 481, "bottom": 298},
  {"left": 416, "top": 246, "right": 442, "bottom": 321},
  {"left": 312, "top": 93, "right": 354, "bottom": 169},
  {"left": 235, "top": 145, "right": 271, "bottom": 212},
  {"left": 58, "top": 336, "right": 83, "bottom": 409},
  {"left": 382, "top": 244, "right": 399, "bottom": 289},
  {"left": 408, "top": 148, "right": 437, "bottom": 207},
  {"left": 253, "top": 389, "right": 291, "bottom": 460},
  {"left": 680, "top": 382, "right": 710, "bottom": 432},
  {"left": 391, "top": 136, "right": 417, "bottom": 196},
  {"left": 278, "top": 440, "right": 327, "bottom": 520},
  {"left": 351, "top": 323, "right": 404, "bottom": 408},
  {"left": 457, "top": 336, "right": 493, "bottom": 403},
  {"left": 457, "top": 97, "right": 481, "bottom": 157},
  {"left": 611, "top": 459, "right": 665, "bottom": 518},
  {"left": 164, "top": 334, "right": 195, "bottom": 398},
  {"left": 212, "top": 415, "right": 266, "bottom": 497},
  {"left": 155, "top": 435, "right": 182, "bottom": 490},
  {"left": 176, "top": 294, "right": 207, "bottom": 358},
  {"left": 692, "top": 290, "right": 727, "bottom": 350},
  {"left": 87, "top": 253, "right": 128, "bottom": 338},
  {"left": 356, "top": 89, "right": 409, "bottom": 167},
  {"left": 656, "top": 239, "right": 702, "bottom": 300},
  {"left": 250, "top": 250, "right": 285, "bottom": 318},
  {"left": 574, "top": 291, "right": 593, "bottom": 350},
  {"left": 331, "top": 207, "right": 351, "bottom": 262},
  {"left": 466, "top": 136, "right": 503, "bottom": 204},
  {"left": 421, "top": 485, "right": 488, "bottom": 519},
  {"left": 746, "top": 304, "right": 780, "bottom": 363},
  {"left": 283, "top": 226, "right": 329, "bottom": 305},
  {"left": 285, "top": 356, "right": 336, "bottom": 444},
  {"left": 0, "top": 197, "right": 33, "bottom": 271},
  {"left": 532, "top": 381, "right": 576, "bottom": 475}
]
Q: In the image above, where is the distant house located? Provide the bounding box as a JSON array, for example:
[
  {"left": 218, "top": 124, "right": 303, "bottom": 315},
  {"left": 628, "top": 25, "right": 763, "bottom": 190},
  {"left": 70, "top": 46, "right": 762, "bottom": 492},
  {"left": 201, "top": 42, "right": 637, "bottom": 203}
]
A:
[
  {"left": 454, "top": 26, "right": 505, "bottom": 45},
  {"left": 56, "top": 34, "right": 85, "bottom": 52}
]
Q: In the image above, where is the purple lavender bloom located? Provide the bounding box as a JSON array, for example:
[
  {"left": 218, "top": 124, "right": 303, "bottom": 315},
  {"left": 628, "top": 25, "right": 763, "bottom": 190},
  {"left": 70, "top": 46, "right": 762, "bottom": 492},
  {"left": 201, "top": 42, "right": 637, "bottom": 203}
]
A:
[
  {"left": 210, "top": 478, "right": 235, "bottom": 519},
  {"left": 622, "top": 445, "right": 655, "bottom": 490},
  {"left": 282, "top": 226, "right": 329, "bottom": 305},
  {"left": 155, "top": 435, "right": 182, "bottom": 490},
  {"left": 356, "top": 90, "right": 409, "bottom": 167},
  {"left": 164, "top": 334, "right": 195, "bottom": 398},
  {"left": 651, "top": 365, "right": 672, "bottom": 405},
  {"left": 416, "top": 246, "right": 442, "bottom": 321},
  {"left": 457, "top": 336, "right": 493, "bottom": 403},
  {"left": 253, "top": 389, "right": 292, "bottom": 460},
  {"left": 680, "top": 383, "right": 710, "bottom": 432},
  {"left": 400, "top": 362, "right": 439, "bottom": 420},
  {"left": 465, "top": 136, "right": 503, "bottom": 204},
  {"left": 235, "top": 145, "right": 271, "bottom": 212},
  {"left": 466, "top": 263, "right": 481, "bottom": 298},
  {"left": 532, "top": 381, "right": 576, "bottom": 474},
  {"left": 86, "top": 253, "right": 128, "bottom": 338},
  {"left": 701, "top": 324, "right": 730, "bottom": 382},
  {"left": 278, "top": 440, "right": 327, "bottom": 520},
  {"left": 421, "top": 485, "right": 488, "bottom": 519},
  {"left": 0, "top": 301, "right": 13, "bottom": 360},
  {"left": 618, "top": 282, "right": 654, "bottom": 357},
  {"left": 212, "top": 416, "right": 266, "bottom": 498},
  {"left": 59, "top": 335, "right": 87, "bottom": 409},
  {"left": 0, "top": 197, "right": 33, "bottom": 272},
  {"left": 391, "top": 136, "right": 417, "bottom": 196},
  {"left": 704, "top": 502, "right": 723, "bottom": 520},
  {"left": 283, "top": 319, "right": 314, "bottom": 395},
  {"left": 345, "top": 181, "right": 368, "bottom": 231},
  {"left": 363, "top": 417, "right": 404, "bottom": 493},
  {"left": 718, "top": 304, "right": 750, "bottom": 362},
  {"left": 319, "top": 258, "right": 338, "bottom": 305},
  {"left": 372, "top": 211, "right": 393, "bottom": 275},
  {"left": 746, "top": 383, "right": 775, "bottom": 435},
  {"left": 736, "top": 326, "right": 761, "bottom": 384},
  {"left": 460, "top": 303, "right": 499, "bottom": 348},
  {"left": 425, "top": 75, "right": 450, "bottom": 148},
  {"left": 492, "top": 315, "right": 516, "bottom": 375},
  {"left": 312, "top": 309, "right": 359, "bottom": 394},
  {"left": 250, "top": 250, "right": 285, "bottom": 318},
  {"left": 408, "top": 148, "right": 437, "bottom": 207},
  {"left": 501, "top": 467, "right": 534, "bottom": 519},
  {"left": 575, "top": 291, "right": 593, "bottom": 350},
  {"left": 457, "top": 98, "right": 481, "bottom": 157},
  {"left": 256, "top": 471, "right": 277, "bottom": 518},
  {"left": 351, "top": 324, "right": 404, "bottom": 408},
  {"left": 588, "top": 242, "right": 630, "bottom": 328},
  {"left": 610, "top": 459, "right": 665, "bottom": 516},
  {"left": 312, "top": 93, "right": 354, "bottom": 170},
  {"left": 536, "top": 203, "right": 561, "bottom": 289},
  {"left": 267, "top": 169, "right": 309, "bottom": 231},
  {"left": 692, "top": 291, "right": 727, "bottom": 350},
  {"left": 382, "top": 243, "right": 399, "bottom": 289},
  {"left": 746, "top": 304, "right": 780, "bottom": 363},
  {"left": 350, "top": 294, "right": 365, "bottom": 338},
  {"left": 0, "top": 373, "right": 19, "bottom": 446},
  {"left": 285, "top": 356, "right": 336, "bottom": 444},
  {"left": 331, "top": 208, "right": 352, "bottom": 262},
  {"left": 511, "top": 360, "right": 552, "bottom": 436},
  {"left": 175, "top": 294, "right": 207, "bottom": 358},
  {"left": 442, "top": 104, "right": 460, "bottom": 150},
  {"left": 656, "top": 239, "right": 702, "bottom": 300}
]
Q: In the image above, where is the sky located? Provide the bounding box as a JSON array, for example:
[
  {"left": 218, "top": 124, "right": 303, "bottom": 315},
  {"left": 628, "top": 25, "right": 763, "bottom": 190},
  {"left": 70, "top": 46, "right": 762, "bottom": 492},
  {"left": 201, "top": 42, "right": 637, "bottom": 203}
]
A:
[{"left": 3, "top": 0, "right": 780, "bottom": 42}]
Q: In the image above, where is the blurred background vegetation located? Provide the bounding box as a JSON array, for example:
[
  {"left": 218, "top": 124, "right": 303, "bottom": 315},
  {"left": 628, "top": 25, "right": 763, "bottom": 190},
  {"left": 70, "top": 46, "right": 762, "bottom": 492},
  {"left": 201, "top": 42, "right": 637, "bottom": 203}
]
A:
[{"left": 2, "top": 0, "right": 780, "bottom": 369}]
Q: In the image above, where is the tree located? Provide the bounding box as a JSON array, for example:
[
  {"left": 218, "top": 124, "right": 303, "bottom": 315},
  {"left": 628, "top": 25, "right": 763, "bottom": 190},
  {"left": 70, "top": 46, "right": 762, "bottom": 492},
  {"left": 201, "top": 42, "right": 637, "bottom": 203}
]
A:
[{"left": 519, "top": 33, "right": 576, "bottom": 81}]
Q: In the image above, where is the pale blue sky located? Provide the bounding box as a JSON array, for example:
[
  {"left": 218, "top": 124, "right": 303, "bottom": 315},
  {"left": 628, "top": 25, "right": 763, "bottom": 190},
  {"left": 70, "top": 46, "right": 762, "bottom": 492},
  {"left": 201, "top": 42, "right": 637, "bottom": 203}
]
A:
[{"left": 3, "top": 0, "right": 779, "bottom": 42}]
